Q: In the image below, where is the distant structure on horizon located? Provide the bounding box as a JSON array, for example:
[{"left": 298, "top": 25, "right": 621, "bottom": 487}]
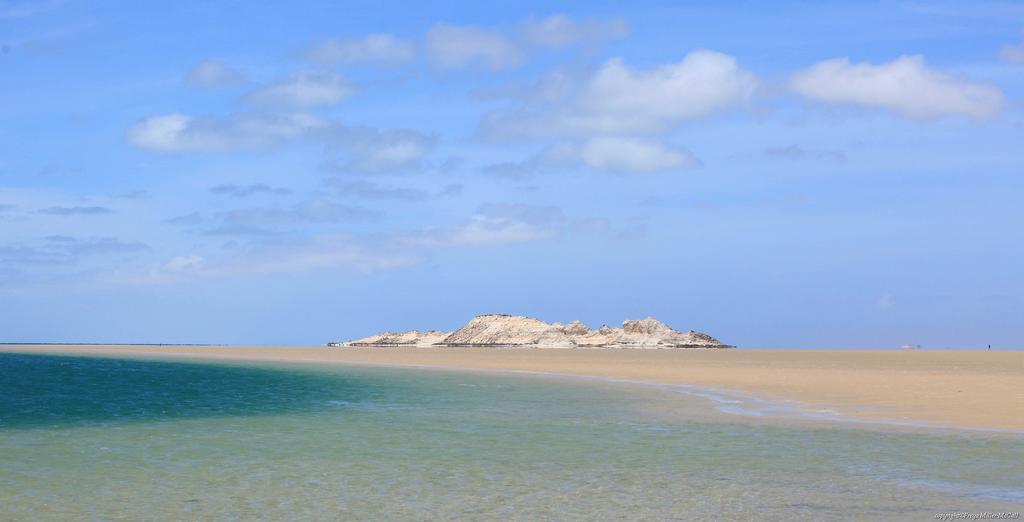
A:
[{"left": 330, "top": 314, "right": 732, "bottom": 349}]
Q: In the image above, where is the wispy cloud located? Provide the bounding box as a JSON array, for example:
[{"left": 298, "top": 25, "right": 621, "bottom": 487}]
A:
[
  {"left": 225, "top": 201, "right": 379, "bottom": 224},
  {"left": 126, "top": 113, "right": 434, "bottom": 176},
  {"left": 184, "top": 60, "right": 245, "bottom": 88},
  {"left": 1001, "top": 43, "right": 1024, "bottom": 64},
  {"left": 764, "top": 145, "right": 847, "bottom": 163},
  {"left": 327, "top": 179, "right": 428, "bottom": 201},
  {"left": 37, "top": 205, "right": 114, "bottom": 216},
  {"left": 520, "top": 14, "right": 627, "bottom": 48},
  {"left": 565, "top": 137, "right": 697, "bottom": 173},
  {"left": 108, "top": 236, "right": 418, "bottom": 284},
  {"left": 246, "top": 71, "right": 355, "bottom": 107},
  {"left": 166, "top": 212, "right": 202, "bottom": 226},
  {"left": 437, "top": 183, "right": 463, "bottom": 197},
  {"left": 484, "top": 137, "right": 696, "bottom": 176},
  {"left": 426, "top": 24, "right": 522, "bottom": 70},
  {"left": 127, "top": 113, "right": 325, "bottom": 152},
  {"left": 307, "top": 33, "right": 415, "bottom": 65},
  {"left": 210, "top": 183, "right": 292, "bottom": 198},
  {"left": 1, "top": 236, "right": 148, "bottom": 268},
  {"left": 406, "top": 204, "right": 565, "bottom": 246},
  {"left": 321, "top": 127, "right": 436, "bottom": 174},
  {"left": 481, "top": 157, "right": 545, "bottom": 181}
]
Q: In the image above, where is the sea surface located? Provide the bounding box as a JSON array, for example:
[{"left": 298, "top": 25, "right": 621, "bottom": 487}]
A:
[{"left": 1, "top": 352, "right": 1022, "bottom": 520}]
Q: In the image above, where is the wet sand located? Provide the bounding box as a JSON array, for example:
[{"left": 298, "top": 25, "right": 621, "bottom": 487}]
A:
[{"left": 2, "top": 345, "right": 1021, "bottom": 431}]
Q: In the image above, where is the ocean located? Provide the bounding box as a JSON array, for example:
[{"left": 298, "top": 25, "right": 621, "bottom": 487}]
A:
[{"left": 1, "top": 352, "right": 1021, "bottom": 520}]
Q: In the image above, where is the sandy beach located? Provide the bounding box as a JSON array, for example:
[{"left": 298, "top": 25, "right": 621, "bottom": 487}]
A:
[{"left": 3, "top": 345, "right": 1022, "bottom": 432}]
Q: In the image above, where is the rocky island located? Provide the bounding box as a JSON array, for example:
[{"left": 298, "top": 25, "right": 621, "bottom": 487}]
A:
[{"left": 336, "top": 314, "right": 731, "bottom": 349}]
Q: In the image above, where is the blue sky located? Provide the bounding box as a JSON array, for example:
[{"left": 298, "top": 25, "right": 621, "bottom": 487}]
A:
[{"left": 1, "top": 0, "right": 1023, "bottom": 347}]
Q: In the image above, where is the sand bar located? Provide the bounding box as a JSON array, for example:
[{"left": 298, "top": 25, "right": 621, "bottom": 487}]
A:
[{"left": 2, "top": 345, "right": 1022, "bottom": 432}]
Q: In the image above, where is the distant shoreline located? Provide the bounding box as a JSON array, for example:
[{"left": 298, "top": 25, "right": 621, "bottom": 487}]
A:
[
  {"left": 2, "top": 344, "right": 1022, "bottom": 432},
  {"left": 0, "top": 343, "right": 225, "bottom": 347}
]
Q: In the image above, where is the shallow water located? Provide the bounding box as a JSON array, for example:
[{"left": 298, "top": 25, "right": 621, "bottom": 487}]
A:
[{"left": 1, "top": 352, "right": 1021, "bottom": 520}]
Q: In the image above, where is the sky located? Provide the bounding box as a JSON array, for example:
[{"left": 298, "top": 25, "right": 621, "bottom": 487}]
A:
[{"left": 1, "top": 0, "right": 1023, "bottom": 347}]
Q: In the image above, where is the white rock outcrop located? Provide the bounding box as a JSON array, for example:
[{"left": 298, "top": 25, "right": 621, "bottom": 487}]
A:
[
  {"left": 338, "top": 314, "right": 730, "bottom": 348},
  {"left": 344, "top": 330, "right": 450, "bottom": 347}
]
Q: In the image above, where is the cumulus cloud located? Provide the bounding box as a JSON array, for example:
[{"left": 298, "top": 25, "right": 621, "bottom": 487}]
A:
[
  {"left": 307, "top": 33, "right": 415, "bottom": 65},
  {"left": 520, "top": 14, "right": 627, "bottom": 48},
  {"left": 37, "top": 205, "right": 114, "bottom": 216},
  {"left": 481, "top": 50, "right": 757, "bottom": 138},
  {"left": 184, "top": 60, "right": 245, "bottom": 87},
  {"left": 573, "top": 137, "right": 696, "bottom": 172},
  {"left": 210, "top": 183, "right": 292, "bottom": 198},
  {"left": 127, "top": 113, "right": 325, "bottom": 152},
  {"left": 426, "top": 24, "right": 522, "bottom": 70},
  {"left": 1001, "top": 43, "right": 1024, "bottom": 64},
  {"left": 246, "top": 71, "right": 354, "bottom": 107},
  {"left": 790, "top": 55, "right": 1003, "bottom": 119},
  {"left": 408, "top": 204, "right": 565, "bottom": 246},
  {"left": 321, "top": 127, "right": 436, "bottom": 174}
]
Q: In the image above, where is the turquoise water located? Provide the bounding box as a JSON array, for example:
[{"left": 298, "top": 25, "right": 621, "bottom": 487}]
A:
[{"left": 1, "top": 353, "right": 1022, "bottom": 520}]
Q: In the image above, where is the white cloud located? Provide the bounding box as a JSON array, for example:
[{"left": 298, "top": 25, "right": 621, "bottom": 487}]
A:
[
  {"left": 231, "top": 237, "right": 417, "bottom": 275},
  {"left": 128, "top": 114, "right": 191, "bottom": 151},
  {"left": 109, "top": 239, "right": 416, "bottom": 284},
  {"left": 575, "top": 137, "right": 696, "bottom": 172},
  {"left": 126, "top": 114, "right": 432, "bottom": 170},
  {"left": 575, "top": 51, "right": 757, "bottom": 130},
  {"left": 484, "top": 137, "right": 696, "bottom": 176},
  {"left": 215, "top": 200, "right": 380, "bottom": 230},
  {"left": 127, "top": 113, "right": 325, "bottom": 152},
  {"left": 327, "top": 180, "right": 428, "bottom": 201},
  {"left": 164, "top": 255, "right": 205, "bottom": 272},
  {"left": 520, "top": 14, "right": 627, "bottom": 48},
  {"left": 426, "top": 24, "right": 522, "bottom": 70},
  {"left": 763, "top": 144, "right": 847, "bottom": 163},
  {"left": 408, "top": 204, "right": 564, "bottom": 246},
  {"left": 790, "top": 55, "right": 1003, "bottom": 119},
  {"left": 184, "top": 60, "right": 244, "bottom": 88},
  {"left": 322, "top": 127, "right": 436, "bottom": 174},
  {"left": 210, "top": 183, "right": 291, "bottom": 198},
  {"left": 307, "top": 33, "right": 415, "bottom": 64},
  {"left": 246, "top": 71, "right": 354, "bottom": 107},
  {"left": 1001, "top": 43, "right": 1024, "bottom": 64},
  {"left": 481, "top": 50, "right": 757, "bottom": 137}
]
